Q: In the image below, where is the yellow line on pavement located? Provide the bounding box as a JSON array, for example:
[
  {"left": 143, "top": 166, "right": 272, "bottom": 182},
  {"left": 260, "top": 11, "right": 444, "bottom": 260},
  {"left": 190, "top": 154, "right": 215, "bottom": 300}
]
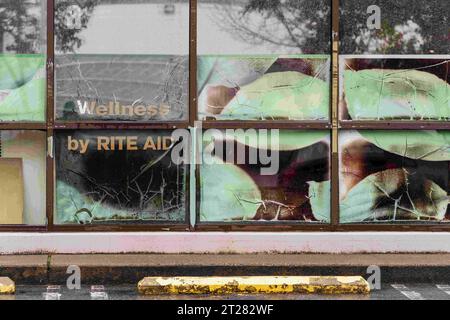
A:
[{"left": 138, "top": 276, "right": 370, "bottom": 295}]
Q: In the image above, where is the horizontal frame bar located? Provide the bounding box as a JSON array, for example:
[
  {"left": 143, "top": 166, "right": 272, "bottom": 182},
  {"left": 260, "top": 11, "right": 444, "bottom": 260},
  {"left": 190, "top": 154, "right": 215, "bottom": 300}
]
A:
[
  {"left": 340, "top": 121, "right": 450, "bottom": 130},
  {"left": 0, "top": 123, "right": 47, "bottom": 130},
  {"left": 53, "top": 121, "right": 190, "bottom": 130},
  {"left": 201, "top": 121, "right": 331, "bottom": 129}
]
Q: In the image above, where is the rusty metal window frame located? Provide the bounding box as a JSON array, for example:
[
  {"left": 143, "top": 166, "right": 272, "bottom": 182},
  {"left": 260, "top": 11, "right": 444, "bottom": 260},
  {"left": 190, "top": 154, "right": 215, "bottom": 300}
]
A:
[{"left": 0, "top": 0, "right": 449, "bottom": 232}]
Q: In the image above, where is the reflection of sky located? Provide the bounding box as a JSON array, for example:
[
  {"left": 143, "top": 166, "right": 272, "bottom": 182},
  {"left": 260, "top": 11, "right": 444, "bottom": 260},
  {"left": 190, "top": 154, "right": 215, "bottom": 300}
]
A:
[
  {"left": 197, "top": 3, "right": 290, "bottom": 55},
  {"left": 73, "top": 3, "right": 300, "bottom": 55},
  {"left": 76, "top": 3, "right": 190, "bottom": 54}
]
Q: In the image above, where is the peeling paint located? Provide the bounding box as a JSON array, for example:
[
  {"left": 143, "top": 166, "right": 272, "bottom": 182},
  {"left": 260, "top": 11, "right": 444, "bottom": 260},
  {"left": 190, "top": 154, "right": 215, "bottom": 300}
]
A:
[{"left": 138, "top": 276, "right": 370, "bottom": 295}]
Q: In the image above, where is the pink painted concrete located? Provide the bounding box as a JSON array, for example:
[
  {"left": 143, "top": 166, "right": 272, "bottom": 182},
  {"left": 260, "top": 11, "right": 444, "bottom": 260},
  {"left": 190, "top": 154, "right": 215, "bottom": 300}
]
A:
[{"left": 1, "top": 232, "right": 450, "bottom": 254}]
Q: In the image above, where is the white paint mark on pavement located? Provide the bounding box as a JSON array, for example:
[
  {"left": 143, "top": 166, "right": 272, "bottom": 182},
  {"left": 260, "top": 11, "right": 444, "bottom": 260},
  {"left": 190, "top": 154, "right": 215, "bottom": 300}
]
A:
[
  {"left": 436, "top": 284, "right": 450, "bottom": 295},
  {"left": 391, "top": 284, "right": 426, "bottom": 300},
  {"left": 90, "top": 285, "right": 109, "bottom": 300}
]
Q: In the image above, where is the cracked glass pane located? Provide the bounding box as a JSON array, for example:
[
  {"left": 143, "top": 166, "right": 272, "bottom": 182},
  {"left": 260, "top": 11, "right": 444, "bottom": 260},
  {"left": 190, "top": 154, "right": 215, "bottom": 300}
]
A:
[
  {"left": 198, "top": 0, "right": 331, "bottom": 55},
  {"left": 55, "top": 130, "right": 187, "bottom": 225},
  {"left": 0, "top": 0, "right": 46, "bottom": 122},
  {"left": 54, "top": 0, "right": 189, "bottom": 121},
  {"left": 198, "top": 56, "right": 330, "bottom": 121},
  {"left": 55, "top": 55, "right": 188, "bottom": 121},
  {"left": 339, "top": 130, "right": 450, "bottom": 223},
  {"left": 199, "top": 130, "right": 330, "bottom": 223},
  {"left": 340, "top": 0, "right": 449, "bottom": 54},
  {"left": 0, "top": 130, "right": 46, "bottom": 225},
  {"left": 340, "top": 58, "right": 450, "bottom": 121}
]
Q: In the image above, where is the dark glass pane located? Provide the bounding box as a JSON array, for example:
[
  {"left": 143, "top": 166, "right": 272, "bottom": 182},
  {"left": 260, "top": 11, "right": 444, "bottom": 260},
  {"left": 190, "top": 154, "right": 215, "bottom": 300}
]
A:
[{"left": 55, "top": 130, "right": 187, "bottom": 225}]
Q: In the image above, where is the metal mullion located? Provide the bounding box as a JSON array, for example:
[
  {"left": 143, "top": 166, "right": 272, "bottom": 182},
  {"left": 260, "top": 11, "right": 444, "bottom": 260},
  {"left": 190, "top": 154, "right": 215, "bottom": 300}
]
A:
[
  {"left": 340, "top": 121, "right": 450, "bottom": 130},
  {"left": 53, "top": 121, "right": 190, "bottom": 130},
  {"left": 201, "top": 121, "right": 331, "bottom": 130},
  {"left": 46, "top": 0, "right": 55, "bottom": 230},
  {"left": 330, "top": 0, "right": 340, "bottom": 227},
  {"left": 189, "top": 0, "right": 198, "bottom": 126}
]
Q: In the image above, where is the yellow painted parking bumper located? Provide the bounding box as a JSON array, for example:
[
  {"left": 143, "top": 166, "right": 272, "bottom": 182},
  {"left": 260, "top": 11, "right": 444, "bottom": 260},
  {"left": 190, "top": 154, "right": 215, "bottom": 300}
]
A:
[
  {"left": 0, "top": 277, "right": 15, "bottom": 294},
  {"left": 138, "top": 276, "right": 370, "bottom": 295}
]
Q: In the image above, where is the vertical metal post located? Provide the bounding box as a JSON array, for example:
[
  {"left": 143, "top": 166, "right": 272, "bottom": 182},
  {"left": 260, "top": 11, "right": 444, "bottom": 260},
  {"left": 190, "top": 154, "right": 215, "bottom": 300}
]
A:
[
  {"left": 46, "top": 0, "right": 55, "bottom": 230},
  {"left": 331, "top": 0, "right": 340, "bottom": 227}
]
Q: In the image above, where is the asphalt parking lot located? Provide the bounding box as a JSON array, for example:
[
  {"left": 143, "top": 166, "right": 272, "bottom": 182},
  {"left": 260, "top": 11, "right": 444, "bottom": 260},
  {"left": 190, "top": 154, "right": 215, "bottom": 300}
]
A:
[{"left": 2, "top": 283, "right": 450, "bottom": 300}]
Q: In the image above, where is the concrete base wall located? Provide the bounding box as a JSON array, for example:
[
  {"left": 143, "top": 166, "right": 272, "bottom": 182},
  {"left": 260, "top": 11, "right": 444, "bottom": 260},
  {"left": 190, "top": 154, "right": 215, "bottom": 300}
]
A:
[{"left": 1, "top": 232, "right": 450, "bottom": 254}]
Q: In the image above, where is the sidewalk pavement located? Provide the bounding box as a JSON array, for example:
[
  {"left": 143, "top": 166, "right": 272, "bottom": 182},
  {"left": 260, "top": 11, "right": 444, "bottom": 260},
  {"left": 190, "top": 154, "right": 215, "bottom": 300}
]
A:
[{"left": 1, "top": 254, "right": 450, "bottom": 285}]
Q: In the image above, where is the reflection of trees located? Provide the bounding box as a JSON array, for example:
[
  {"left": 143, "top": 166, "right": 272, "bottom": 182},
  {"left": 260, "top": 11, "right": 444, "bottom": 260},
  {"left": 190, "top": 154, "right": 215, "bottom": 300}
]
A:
[
  {"left": 341, "top": 0, "right": 449, "bottom": 54},
  {"left": 213, "top": 0, "right": 331, "bottom": 53},
  {"left": 0, "top": 1, "right": 40, "bottom": 53},
  {"left": 55, "top": 0, "right": 99, "bottom": 53}
]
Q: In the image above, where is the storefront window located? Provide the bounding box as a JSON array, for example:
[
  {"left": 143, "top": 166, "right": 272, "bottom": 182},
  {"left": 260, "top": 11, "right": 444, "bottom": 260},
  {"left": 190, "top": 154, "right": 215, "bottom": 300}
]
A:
[{"left": 0, "top": 0, "right": 448, "bottom": 232}]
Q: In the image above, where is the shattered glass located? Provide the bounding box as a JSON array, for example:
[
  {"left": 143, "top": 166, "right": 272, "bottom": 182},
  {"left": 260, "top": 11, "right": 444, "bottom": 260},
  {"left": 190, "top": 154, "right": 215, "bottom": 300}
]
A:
[
  {"left": 55, "top": 130, "right": 186, "bottom": 224},
  {"left": 199, "top": 130, "right": 330, "bottom": 223},
  {"left": 54, "top": 0, "right": 189, "bottom": 121},
  {"left": 198, "top": 56, "right": 330, "bottom": 121},
  {"left": 339, "top": 130, "right": 450, "bottom": 223},
  {"left": 55, "top": 55, "right": 188, "bottom": 121},
  {"left": 340, "top": 58, "right": 450, "bottom": 121}
]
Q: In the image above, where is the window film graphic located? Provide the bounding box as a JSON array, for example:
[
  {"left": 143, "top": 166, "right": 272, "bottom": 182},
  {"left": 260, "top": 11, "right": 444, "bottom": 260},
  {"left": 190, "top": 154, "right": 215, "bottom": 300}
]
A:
[
  {"left": 0, "top": 55, "right": 46, "bottom": 121},
  {"left": 340, "top": 0, "right": 449, "bottom": 54},
  {"left": 55, "top": 55, "right": 188, "bottom": 121},
  {"left": 55, "top": 130, "right": 186, "bottom": 224},
  {"left": 198, "top": 0, "right": 331, "bottom": 55},
  {"left": 0, "top": 1, "right": 47, "bottom": 122},
  {"left": 0, "top": 130, "right": 46, "bottom": 225},
  {"left": 339, "top": 130, "right": 450, "bottom": 223},
  {"left": 199, "top": 130, "right": 330, "bottom": 223},
  {"left": 340, "top": 58, "right": 450, "bottom": 121},
  {"left": 54, "top": 0, "right": 189, "bottom": 122},
  {"left": 198, "top": 56, "right": 330, "bottom": 121}
]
